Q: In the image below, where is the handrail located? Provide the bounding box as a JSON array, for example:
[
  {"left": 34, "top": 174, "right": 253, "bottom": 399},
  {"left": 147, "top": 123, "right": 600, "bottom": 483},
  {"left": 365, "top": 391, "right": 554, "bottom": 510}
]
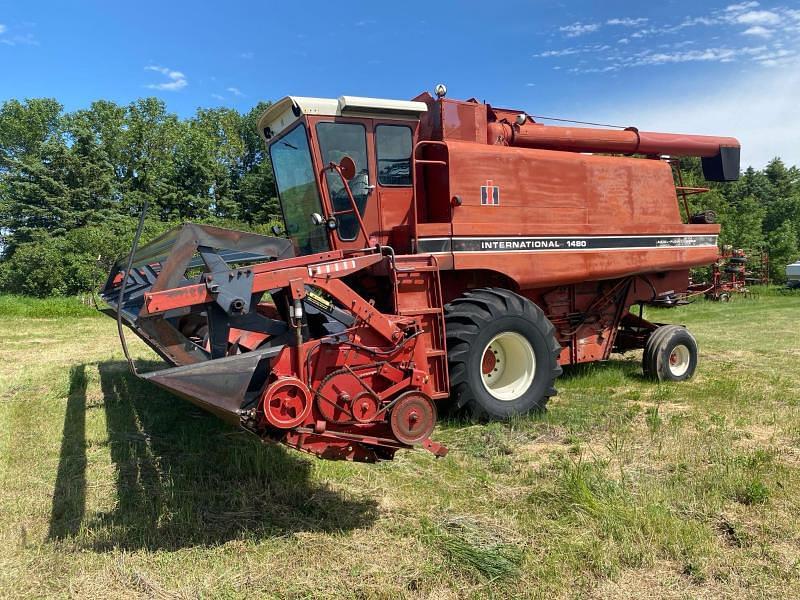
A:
[
  {"left": 668, "top": 159, "right": 711, "bottom": 222},
  {"left": 322, "top": 162, "right": 371, "bottom": 247},
  {"left": 411, "top": 140, "right": 449, "bottom": 251}
]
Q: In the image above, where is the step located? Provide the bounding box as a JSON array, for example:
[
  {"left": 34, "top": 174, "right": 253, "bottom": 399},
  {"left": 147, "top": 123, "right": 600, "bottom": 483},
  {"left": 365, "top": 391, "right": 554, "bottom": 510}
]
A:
[
  {"left": 394, "top": 265, "right": 438, "bottom": 273},
  {"left": 398, "top": 307, "right": 443, "bottom": 316}
]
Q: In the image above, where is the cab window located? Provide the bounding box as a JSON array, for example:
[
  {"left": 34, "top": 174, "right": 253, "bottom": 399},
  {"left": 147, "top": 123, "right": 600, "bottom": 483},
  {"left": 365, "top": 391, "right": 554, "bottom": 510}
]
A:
[
  {"left": 269, "top": 123, "right": 329, "bottom": 255},
  {"left": 316, "top": 122, "right": 369, "bottom": 241},
  {"left": 376, "top": 125, "right": 412, "bottom": 186}
]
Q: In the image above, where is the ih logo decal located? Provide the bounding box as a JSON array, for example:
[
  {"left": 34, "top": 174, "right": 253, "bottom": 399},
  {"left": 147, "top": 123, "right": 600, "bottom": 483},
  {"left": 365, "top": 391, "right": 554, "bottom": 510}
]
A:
[{"left": 481, "top": 180, "right": 500, "bottom": 205}]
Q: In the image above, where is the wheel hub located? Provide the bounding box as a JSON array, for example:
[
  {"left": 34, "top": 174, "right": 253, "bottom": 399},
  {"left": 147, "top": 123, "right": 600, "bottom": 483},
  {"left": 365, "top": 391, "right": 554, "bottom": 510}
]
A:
[
  {"left": 481, "top": 347, "right": 497, "bottom": 374},
  {"left": 667, "top": 344, "right": 691, "bottom": 377},
  {"left": 480, "top": 331, "right": 536, "bottom": 402}
]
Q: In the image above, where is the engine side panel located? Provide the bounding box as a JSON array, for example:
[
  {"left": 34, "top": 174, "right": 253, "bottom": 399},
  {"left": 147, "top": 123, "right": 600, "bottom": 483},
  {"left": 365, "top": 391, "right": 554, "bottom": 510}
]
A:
[{"left": 414, "top": 140, "right": 719, "bottom": 289}]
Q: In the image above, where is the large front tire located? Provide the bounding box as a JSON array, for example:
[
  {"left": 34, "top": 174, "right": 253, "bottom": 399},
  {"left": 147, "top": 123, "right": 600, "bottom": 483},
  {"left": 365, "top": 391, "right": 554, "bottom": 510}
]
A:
[{"left": 445, "top": 288, "right": 562, "bottom": 419}]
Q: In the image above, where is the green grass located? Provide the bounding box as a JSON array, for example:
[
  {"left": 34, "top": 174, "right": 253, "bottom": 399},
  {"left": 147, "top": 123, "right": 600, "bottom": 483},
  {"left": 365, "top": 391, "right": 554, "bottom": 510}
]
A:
[
  {"left": 0, "top": 294, "right": 102, "bottom": 318},
  {"left": 1, "top": 293, "right": 800, "bottom": 598}
]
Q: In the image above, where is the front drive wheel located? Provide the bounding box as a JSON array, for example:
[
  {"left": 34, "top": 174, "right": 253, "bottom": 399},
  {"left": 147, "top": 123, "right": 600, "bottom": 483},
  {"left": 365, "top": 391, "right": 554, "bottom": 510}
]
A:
[
  {"left": 445, "top": 288, "right": 562, "bottom": 419},
  {"left": 642, "top": 324, "right": 698, "bottom": 381}
]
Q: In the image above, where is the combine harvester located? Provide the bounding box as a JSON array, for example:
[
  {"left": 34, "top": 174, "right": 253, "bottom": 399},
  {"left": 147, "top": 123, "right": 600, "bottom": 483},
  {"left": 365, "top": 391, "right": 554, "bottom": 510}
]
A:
[{"left": 102, "top": 87, "right": 740, "bottom": 462}]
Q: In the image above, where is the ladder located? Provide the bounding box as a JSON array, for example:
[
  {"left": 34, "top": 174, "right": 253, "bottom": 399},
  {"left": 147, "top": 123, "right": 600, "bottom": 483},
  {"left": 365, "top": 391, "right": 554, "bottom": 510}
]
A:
[{"left": 390, "top": 254, "right": 449, "bottom": 399}]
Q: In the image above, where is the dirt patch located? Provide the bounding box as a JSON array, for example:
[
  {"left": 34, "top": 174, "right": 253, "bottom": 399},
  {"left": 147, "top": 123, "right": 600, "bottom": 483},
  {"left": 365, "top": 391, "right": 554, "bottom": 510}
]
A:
[
  {"left": 592, "top": 561, "right": 745, "bottom": 600},
  {"left": 632, "top": 400, "right": 691, "bottom": 417},
  {"left": 514, "top": 429, "right": 571, "bottom": 466},
  {"left": 735, "top": 424, "right": 778, "bottom": 448}
]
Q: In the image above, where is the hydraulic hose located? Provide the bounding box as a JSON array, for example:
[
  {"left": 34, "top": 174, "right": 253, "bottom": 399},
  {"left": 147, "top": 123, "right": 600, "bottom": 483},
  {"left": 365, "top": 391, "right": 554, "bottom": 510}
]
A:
[{"left": 117, "top": 201, "right": 149, "bottom": 377}]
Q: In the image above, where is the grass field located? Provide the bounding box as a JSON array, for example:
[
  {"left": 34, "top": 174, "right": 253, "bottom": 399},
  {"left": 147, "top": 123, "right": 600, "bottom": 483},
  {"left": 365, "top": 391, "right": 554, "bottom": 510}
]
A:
[{"left": 1, "top": 291, "right": 799, "bottom": 599}]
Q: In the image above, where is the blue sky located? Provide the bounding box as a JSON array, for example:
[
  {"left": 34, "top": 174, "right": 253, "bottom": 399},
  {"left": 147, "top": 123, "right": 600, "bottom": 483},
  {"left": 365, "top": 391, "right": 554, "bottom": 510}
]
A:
[{"left": 1, "top": 0, "right": 798, "bottom": 167}]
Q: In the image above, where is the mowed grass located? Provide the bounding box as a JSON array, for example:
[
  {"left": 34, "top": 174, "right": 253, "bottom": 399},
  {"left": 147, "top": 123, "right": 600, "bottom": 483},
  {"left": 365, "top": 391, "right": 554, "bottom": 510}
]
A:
[{"left": 1, "top": 291, "right": 799, "bottom": 598}]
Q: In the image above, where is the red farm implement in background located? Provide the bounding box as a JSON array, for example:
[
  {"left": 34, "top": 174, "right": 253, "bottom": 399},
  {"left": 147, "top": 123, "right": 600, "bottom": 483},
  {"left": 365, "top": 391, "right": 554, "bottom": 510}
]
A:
[
  {"left": 101, "top": 87, "right": 740, "bottom": 462},
  {"left": 688, "top": 246, "right": 769, "bottom": 301}
]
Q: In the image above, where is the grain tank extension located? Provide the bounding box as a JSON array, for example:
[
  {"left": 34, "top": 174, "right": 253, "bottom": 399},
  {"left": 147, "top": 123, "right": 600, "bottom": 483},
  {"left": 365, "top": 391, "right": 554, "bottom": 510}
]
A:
[{"left": 101, "top": 89, "right": 740, "bottom": 462}]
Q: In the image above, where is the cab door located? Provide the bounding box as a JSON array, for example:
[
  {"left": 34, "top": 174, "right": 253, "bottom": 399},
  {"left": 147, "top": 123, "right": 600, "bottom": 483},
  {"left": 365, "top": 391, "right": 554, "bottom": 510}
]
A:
[
  {"left": 373, "top": 122, "right": 416, "bottom": 253},
  {"left": 313, "top": 118, "right": 379, "bottom": 252}
]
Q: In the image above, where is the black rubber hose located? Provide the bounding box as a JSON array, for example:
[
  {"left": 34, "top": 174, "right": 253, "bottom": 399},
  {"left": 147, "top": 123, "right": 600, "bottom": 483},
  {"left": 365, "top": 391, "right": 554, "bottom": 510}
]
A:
[{"left": 117, "top": 201, "right": 149, "bottom": 377}]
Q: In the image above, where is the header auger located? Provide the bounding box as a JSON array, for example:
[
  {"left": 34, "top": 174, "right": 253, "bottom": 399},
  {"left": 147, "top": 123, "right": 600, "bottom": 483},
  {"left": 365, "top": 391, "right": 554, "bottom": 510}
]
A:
[{"left": 101, "top": 88, "right": 740, "bottom": 462}]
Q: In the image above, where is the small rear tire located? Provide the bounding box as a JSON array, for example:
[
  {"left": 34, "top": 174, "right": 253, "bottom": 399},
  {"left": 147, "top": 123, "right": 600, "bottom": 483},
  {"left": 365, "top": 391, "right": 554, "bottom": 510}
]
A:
[{"left": 642, "top": 325, "right": 698, "bottom": 382}]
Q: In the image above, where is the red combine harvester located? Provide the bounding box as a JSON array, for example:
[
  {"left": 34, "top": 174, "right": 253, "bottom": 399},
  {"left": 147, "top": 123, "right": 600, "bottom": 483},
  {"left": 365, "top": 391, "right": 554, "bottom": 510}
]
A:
[{"left": 101, "top": 88, "right": 740, "bottom": 462}]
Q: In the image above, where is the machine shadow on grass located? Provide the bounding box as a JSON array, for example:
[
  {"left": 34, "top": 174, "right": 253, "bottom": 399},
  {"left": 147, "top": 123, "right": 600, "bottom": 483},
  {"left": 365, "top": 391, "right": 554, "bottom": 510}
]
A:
[
  {"left": 48, "top": 360, "right": 378, "bottom": 551},
  {"left": 558, "top": 357, "right": 646, "bottom": 382},
  {"left": 48, "top": 365, "right": 89, "bottom": 540}
]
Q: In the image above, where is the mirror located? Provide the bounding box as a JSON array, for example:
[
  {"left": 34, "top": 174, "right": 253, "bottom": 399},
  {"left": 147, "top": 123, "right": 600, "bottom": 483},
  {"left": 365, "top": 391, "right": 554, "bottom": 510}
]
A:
[
  {"left": 310, "top": 212, "right": 325, "bottom": 226},
  {"left": 271, "top": 224, "right": 284, "bottom": 236},
  {"left": 339, "top": 155, "right": 356, "bottom": 180}
]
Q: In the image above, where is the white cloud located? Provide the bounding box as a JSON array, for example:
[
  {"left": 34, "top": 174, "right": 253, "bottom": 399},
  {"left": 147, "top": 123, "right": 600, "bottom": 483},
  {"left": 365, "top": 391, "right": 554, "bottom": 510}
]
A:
[
  {"left": 145, "top": 65, "right": 188, "bottom": 91},
  {"left": 0, "top": 24, "right": 38, "bottom": 46},
  {"left": 541, "top": 3, "right": 800, "bottom": 75},
  {"left": 534, "top": 44, "right": 611, "bottom": 58},
  {"left": 630, "top": 28, "right": 660, "bottom": 39},
  {"left": 751, "top": 47, "right": 796, "bottom": 66},
  {"left": 632, "top": 48, "right": 739, "bottom": 66},
  {"left": 607, "top": 17, "right": 648, "bottom": 27},
  {"left": 226, "top": 86, "right": 244, "bottom": 97},
  {"left": 734, "top": 10, "right": 781, "bottom": 25},
  {"left": 211, "top": 93, "right": 225, "bottom": 101},
  {"left": 0, "top": 34, "right": 38, "bottom": 46},
  {"left": 743, "top": 25, "right": 772, "bottom": 37},
  {"left": 560, "top": 22, "right": 600, "bottom": 37},
  {"left": 562, "top": 44, "right": 779, "bottom": 74},
  {"left": 240, "top": 51, "right": 254, "bottom": 60},
  {"left": 668, "top": 16, "right": 718, "bottom": 31},
  {"left": 534, "top": 48, "right": 580, "bottom": 57},
  {"left": 726, "top": 2, "right": 760, "bottom": 12},
  {"left": 590, "top": 68, "right": 800, "bottom": 168},
  {"left": 559, "top": 16, "right": 648, "bottom": 38}
]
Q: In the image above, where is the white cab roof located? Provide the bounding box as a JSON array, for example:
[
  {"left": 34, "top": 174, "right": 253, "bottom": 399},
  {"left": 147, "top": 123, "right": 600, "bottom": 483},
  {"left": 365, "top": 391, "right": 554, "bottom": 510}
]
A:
[{"left": 257, "top": 95, "right": 427, "bottom": 141}]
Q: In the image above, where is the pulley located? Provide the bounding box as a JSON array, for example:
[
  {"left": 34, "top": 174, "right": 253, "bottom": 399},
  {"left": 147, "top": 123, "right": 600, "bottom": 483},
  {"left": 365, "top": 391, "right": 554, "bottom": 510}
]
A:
[
  {"left": 389, "top": 391, "right": 437, "bottom": 445},
  {"left": 261, "top": 377, "right": 312, "bottom": 429}
]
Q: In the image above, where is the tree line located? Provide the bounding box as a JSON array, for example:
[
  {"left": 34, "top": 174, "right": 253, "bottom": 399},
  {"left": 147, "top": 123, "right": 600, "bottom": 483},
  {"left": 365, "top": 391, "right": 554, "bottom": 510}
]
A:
[
  {"left": 0, "top": 96, "right": 798, "bottom": 297},
  {"left": 0, "top": 97, "right": 279, "bottom": 296},
  {"left": 679, "top": 155, "right": 800, "bottom": 282}
]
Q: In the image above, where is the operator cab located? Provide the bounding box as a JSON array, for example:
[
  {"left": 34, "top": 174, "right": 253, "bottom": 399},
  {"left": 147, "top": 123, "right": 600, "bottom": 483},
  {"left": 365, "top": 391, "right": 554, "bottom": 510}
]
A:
[{"left": 258, "top": 96, "right": 427, "bottom": 256}]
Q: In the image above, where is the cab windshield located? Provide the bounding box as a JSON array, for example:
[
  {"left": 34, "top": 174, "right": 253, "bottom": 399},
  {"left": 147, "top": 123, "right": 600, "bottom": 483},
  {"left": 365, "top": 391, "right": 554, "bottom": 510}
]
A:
[{"left": 269, "top": 123, "right": 330, "bottom": 255}]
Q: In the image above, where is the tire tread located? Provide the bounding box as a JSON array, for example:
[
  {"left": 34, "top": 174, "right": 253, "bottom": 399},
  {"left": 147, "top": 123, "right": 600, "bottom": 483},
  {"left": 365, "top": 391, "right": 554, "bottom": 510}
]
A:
[{"left": 445, "top": 288, "right": 561, "bottom": 418}]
